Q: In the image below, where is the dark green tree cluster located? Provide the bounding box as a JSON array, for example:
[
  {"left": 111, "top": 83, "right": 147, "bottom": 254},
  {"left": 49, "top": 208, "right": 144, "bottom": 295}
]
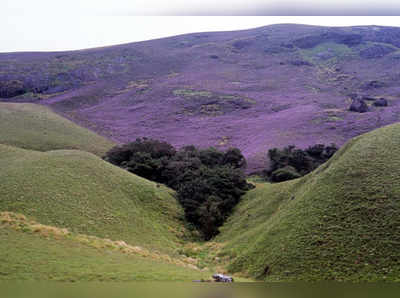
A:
[
  {"left": 264, "top": 144, "right": 338, "bottom": 182},
  {"left": 104, "top": 138, "right": 251, "bottom": 240},
  {"left": 0, "top": 80, "right": 27, "bottom": 98},
  {"left": 104, "top": 138, "right": 176, "bottom": 183}
]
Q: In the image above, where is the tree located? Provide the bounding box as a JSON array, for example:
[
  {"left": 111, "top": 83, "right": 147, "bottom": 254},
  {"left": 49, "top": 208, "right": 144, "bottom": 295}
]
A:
[
  {"left": 104, "top": 138, "right": 176, "bottom": 183},
  {"left": 222, "top": 148, "right": 247, "bottom": 169},
  {"left": 176, "top": 166, "right": 250, "bottom": 240}
]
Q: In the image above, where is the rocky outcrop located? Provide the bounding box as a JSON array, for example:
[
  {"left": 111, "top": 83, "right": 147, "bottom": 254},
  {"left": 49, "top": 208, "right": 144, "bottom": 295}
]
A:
[
  {"left": 349, "top": 98, "right": 369, "bottom": 113},
  {"left": 373, "top": 98, "right": 389, "bottom": 107},
  {"left": 362, "top": 96, "right": 377, "bottom": 101}
]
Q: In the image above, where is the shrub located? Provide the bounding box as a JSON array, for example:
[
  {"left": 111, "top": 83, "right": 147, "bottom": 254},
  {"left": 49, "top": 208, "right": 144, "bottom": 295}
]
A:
[
  {"left": 104, "top": 138, "right": 175, "bottom": 183},
  {"left": 0, "top": 80, "right": 27, "bottom": 98},
  {"left": 264, "top": 143, "right": 338, "bottom": 182},
  {"left": 222, "top": 148, "right": 247, "bottom": 169},
  {"left": 271, "top": 166, "right": 301, "bottom": 182}
]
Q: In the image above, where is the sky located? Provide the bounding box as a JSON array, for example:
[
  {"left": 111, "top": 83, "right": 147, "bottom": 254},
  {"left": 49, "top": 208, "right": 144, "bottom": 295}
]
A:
[
  {"left": 3, "top": 0, "right": 400, "bottom": 16},
  {"left": 2, "top": 0, "right": 400, "bottom": 52}
]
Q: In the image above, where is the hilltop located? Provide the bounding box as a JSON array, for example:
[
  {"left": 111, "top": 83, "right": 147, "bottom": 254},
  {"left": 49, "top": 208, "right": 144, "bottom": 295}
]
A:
[
  {"left": 0, "top": 102, "right": 114, "bottom": 156},
  {"left": 216, "top": 123, "right": 400, "bottom": 281},
  {"left": 2, "top": 24, "right": 400, "bottom": 170}
]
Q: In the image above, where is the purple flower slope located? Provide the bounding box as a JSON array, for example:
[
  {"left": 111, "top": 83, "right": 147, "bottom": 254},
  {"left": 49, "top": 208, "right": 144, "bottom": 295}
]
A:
[{"left": 2, "top": 24, "right": 400, "bottom": 171}]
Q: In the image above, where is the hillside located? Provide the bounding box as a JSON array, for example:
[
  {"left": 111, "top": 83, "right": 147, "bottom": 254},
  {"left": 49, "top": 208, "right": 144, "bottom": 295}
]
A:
[
  {"left": 216, "top": 123, "right": 400, "bottom": 281},
  {"left": 0, "top": 102, "right": 214, "bottom": 281},
  {"left": 0, "top": 212, "right": 208, "bottom": 281},
  {"left": 0, "top": 144, "right": 189, "bottom": 254},
  {"left": 2, "top": 24, "right": 400, "bottom": 170},
  {"left": 0, "top": 102, "right": 114, "bottom": 156}
]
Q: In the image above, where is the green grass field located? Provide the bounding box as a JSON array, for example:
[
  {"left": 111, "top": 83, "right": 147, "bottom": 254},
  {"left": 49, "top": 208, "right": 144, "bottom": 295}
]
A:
[
  {"left": 0, "top": 144, "right": 191, "bottom": 254},
  {"left": 0, "top": 223, "right": 207, "bottom": 281},
  {"left": 0, "top": 103, "right": 114, "bottom": 156},
  {"left": 217, "top": 123, "right": 400, "bottom": 281}
]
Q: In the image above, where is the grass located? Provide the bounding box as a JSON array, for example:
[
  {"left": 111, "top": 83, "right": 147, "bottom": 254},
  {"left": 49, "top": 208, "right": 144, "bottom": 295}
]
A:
[
  {"left": 173, "top": 88, "right": 255, "bottom": 116},
  {"left": 0, "top": 211, "right": 202, "bottom": 269},
  {"left": 0, "top": 105, "right": 250, "bottom": 281},
  {"left": 4, "top": 100, "right": 400, "bottom": 282},
  {"left": 300, "top": 41, "right": 354, "bottom": 64},
  {"left": 0, "top": 144, "right": 190, "bottom": 254},
  {"left": 0, "top": 221, "right": 208, "bottom": 281},
  {"left": 216, "top": 123, "right": 400, "bottom": 281},
  {"left": 173, "top": 89, "right": 213, "bottom": 98},
  {"left": 0, "top": 211, "right": 253, "bottom": 281},
  {"left": 0, "top": 103, "right": 213, "bottom": 281},
  {"left": 0, "top": 103, "right": 114, "bottom": 156},
  {"left": 173, "top": 89, "right": 255, "bottom": 104}
]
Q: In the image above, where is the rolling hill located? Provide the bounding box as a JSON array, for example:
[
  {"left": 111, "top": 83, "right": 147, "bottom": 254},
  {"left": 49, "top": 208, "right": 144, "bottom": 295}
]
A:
[
  {"left": 0, "top": 102, "right": 114, "bottom": 156},
  {"left": 2, "top": 24, "right": 400, "bottom": 171},
  {"left": 0, "top": 103, "right": 213, "bottom": 281},
  {"left": 0, "top": 144, "right": 189, "bottom": 254},
  {"left": 216, "top": 123, "right": 400, "bottom": 281}
]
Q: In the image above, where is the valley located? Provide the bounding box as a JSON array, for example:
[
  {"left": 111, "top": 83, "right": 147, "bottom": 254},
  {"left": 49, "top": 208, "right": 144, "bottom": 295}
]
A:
[{"left": 1, "top": 24, "right": 400, "bottom": 281}]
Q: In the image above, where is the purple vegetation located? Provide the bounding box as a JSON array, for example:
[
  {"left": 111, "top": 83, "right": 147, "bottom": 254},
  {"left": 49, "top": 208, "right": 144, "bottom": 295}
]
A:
[{"left": 2, "top": 24, "right": 400, "bottom": 171}]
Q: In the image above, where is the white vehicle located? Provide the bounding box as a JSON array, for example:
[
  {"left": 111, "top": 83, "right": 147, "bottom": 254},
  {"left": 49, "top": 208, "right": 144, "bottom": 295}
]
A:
[{"left": 212, "top": 274, "right": 234, "bottom": 283}]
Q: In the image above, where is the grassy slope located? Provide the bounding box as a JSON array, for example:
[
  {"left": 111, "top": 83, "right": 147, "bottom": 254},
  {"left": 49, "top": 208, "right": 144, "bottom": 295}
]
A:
[
  {"left": 0, "top": 103, "right": 211, "bottom": 281},
  {"left": 0, "top": 144, "right": 189, "bottom": 254},
  {"left": 0, "top": 225, "right": 207, "bottom": 281},
  {"left": 217, "top": 123, "right": 400, "bottom": 281},
  {"left": 0, "top": 103, "right": 114, "bottom": 156}
]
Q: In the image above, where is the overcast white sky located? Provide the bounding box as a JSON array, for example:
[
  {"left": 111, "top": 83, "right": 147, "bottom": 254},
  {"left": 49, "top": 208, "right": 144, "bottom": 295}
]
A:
[
  {"left": 2, "top": 0, "right": 400, "bottom": 52},
  {"left": 3, "top": 0, "right": 400, "bottom": 16}
]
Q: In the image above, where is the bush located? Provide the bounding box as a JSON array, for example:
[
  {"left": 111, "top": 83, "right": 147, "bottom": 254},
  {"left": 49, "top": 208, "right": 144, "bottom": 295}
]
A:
[
  {"left": 104, "top": 138, "right": 175, "bottom": 183},
  {"left": 0, "top": 80, "right": 27, "bottom": 98},
  {"left": 264, "top": 143, "right": 338, "bottom": 182},
  {"left": 271, "top": 166, "right": 301, "bottom": 182},
  {"left": 104, "top": 140, "right": 250, "bottom": 240},
  {"left": 222, "top": 148, "right": 247, "bottom": 169}
]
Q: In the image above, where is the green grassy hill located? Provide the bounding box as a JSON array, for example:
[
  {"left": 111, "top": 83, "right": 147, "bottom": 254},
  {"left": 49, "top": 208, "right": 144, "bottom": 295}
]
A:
[
  {"left": 217, "top": 123, "right": 400, "bottom": 281},
  {"left": 0, "top": 103, "right": 212, "bottom": 281},
  {"left": 0, "top": 103, "right": 114, "bottom": 156},
  {"left": 0, "top": 144, "right": 189, "bottom": 254},
  {"left": 0, "top": 212, "right": 208, "bottom": 281}
]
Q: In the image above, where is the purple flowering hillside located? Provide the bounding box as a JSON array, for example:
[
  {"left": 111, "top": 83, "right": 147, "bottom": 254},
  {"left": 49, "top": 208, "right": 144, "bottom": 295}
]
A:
[{"left": 2, "top": 24, "right": 400, "bottom": 171}]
